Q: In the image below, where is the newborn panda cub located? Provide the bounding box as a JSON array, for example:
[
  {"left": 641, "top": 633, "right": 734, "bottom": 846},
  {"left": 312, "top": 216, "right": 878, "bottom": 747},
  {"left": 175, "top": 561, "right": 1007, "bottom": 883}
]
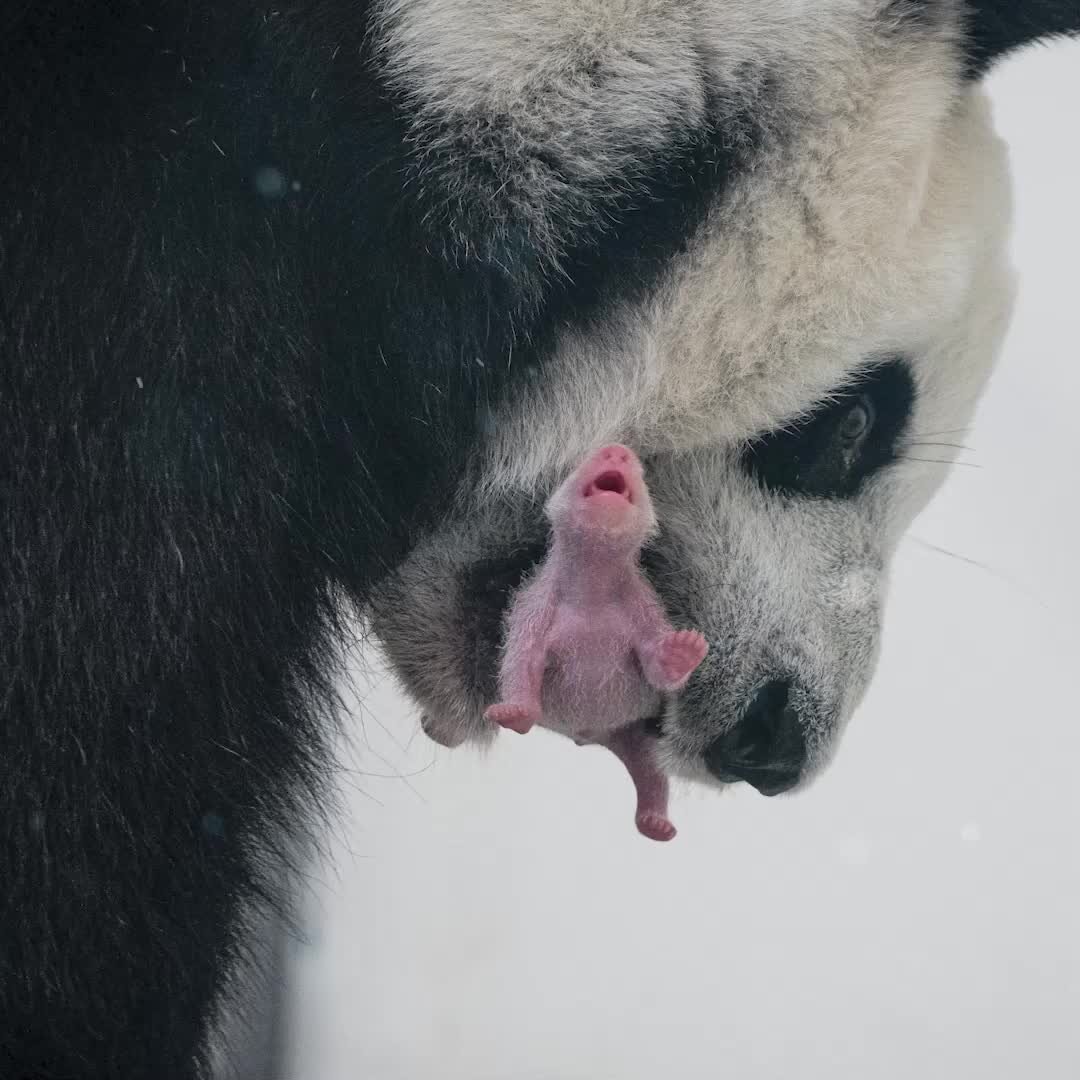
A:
[{"left": 486, "top": 445, "right": 709, "bottom": 841}]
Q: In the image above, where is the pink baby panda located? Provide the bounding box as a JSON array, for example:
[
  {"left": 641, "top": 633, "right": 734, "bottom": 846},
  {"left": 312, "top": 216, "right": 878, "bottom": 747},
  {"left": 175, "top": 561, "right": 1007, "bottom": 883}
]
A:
[{"left": 485, "top": 445, "right": 709, "bottom": 841}]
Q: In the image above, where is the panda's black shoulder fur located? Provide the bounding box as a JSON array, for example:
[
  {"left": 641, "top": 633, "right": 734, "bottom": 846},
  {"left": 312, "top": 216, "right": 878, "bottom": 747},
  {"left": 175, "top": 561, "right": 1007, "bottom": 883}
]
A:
[
  {"left": 0, "top": 2, "right": 756, "bottom": 1075},
  {"left": 960, "top": 0, "right": 1080, "bottom": 74}
]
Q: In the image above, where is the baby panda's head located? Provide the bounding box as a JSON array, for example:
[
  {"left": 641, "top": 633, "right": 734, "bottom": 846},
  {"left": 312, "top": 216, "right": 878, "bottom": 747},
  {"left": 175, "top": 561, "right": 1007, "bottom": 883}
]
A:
[{"left": 546, "top": 445, "right": 657, "bottom": 554}]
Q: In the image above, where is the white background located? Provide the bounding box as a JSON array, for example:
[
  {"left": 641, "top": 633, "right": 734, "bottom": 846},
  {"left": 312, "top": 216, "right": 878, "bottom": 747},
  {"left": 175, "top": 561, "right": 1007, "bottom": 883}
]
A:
[{"left": 285, "top": 40, "right": 1080, "bottom": 1080}]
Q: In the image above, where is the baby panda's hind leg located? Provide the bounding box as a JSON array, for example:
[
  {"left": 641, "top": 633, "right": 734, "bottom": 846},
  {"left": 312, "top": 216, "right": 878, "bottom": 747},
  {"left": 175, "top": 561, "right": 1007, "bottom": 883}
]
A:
[{"left": 604, "top": 726, "right": 677, "bottom": 842}]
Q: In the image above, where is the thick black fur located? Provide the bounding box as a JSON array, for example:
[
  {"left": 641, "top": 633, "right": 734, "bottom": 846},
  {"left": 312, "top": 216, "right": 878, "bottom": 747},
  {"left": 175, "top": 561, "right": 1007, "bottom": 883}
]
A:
[
  {"left": 0, "top": 3, "right": 755, "bottom": 1076},
  {"left": 1, "top": 2, "right": 1077, "bottom": 1077},
  {"left": 963, "top": 1, "right": 1080, "bottom": 75}
]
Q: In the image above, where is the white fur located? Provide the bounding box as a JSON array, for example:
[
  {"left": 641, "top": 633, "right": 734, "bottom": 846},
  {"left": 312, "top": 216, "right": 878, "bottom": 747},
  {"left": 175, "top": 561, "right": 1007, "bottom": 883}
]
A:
[{"left": 473, "top": 17, "right": 1007, "bottom": 493}]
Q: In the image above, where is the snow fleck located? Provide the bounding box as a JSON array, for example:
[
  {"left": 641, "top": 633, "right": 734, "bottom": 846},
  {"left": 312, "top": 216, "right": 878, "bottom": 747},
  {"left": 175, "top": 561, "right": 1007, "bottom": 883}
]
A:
[
  {"left": 477, "top": 403, "right": 495, "bottom": 436},
  {"left": 201, "top": 812, "right": 226, "bottom": 839},
  {"left": 254, "top": 166, "right": 288, "bottom": 200}
]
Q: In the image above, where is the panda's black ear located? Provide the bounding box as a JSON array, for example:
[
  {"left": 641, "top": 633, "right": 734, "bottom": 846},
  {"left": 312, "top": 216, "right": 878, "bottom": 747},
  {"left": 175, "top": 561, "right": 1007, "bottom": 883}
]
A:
[{"left": 963, "top": 1, "right": 1080, "bottom": 77}]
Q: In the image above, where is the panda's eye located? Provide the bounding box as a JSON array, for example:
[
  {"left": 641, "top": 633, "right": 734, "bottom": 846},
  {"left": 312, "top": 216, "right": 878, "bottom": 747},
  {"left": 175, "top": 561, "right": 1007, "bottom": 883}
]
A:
[
  {"left": 839, "top": 396, "right": 875, "bottom": 443},
  {"left": 740, "top": 358, "right": 914, "bottom": 499}
]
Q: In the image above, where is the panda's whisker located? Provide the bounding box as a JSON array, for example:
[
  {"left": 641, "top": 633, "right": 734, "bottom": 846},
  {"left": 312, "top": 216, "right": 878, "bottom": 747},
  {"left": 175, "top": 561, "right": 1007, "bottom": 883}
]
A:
[
  {"left": 907, "top": 537, "right": 1055, "bottom": 613},
  {"left": 909, "top": 426, "right": 972, "bottom": 439},
  {"left": 898, "top": 455, "right": 982, "bottom": 469},
  {"left": 908, "top": 441, "right": 975, "bottom": 452}
]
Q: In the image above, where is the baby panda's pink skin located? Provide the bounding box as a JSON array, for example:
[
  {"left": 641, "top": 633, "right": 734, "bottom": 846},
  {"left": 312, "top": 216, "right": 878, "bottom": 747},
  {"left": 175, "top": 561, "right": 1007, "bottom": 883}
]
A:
[{"left": 484, "top": 445, "right": 708, "bottom": 841}]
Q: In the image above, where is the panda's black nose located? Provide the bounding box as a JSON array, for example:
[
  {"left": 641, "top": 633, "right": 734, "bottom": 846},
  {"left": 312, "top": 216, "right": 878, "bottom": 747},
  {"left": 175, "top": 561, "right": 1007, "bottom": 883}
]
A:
[{"left": 703, "top": 680, "right": 805, "bottom": 796}]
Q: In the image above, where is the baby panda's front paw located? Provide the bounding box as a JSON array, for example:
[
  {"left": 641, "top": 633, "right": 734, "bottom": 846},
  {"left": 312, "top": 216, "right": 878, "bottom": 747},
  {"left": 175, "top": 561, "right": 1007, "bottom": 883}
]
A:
[
  {"left": 484, "top": 702, "right": 540, "bottom": 734},
  {"left": 649, "top": 630, "right": 709, "bottom": 691},
  {"left": 636, "top": 811, "right": 677, "bottom": 842}
]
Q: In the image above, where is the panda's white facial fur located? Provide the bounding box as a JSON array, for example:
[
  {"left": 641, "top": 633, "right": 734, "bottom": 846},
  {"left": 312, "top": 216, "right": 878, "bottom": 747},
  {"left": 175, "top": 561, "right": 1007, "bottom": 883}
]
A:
[{"left": 369, "top": 0, "right": 1017, "bottom": 795}]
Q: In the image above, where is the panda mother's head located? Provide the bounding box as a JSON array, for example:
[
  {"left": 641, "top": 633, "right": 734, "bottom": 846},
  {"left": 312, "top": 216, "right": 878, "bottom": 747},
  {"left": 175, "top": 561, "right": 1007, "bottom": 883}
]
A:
[{"left": 367, "top": 1, "right": 1074, "bottom": 795}]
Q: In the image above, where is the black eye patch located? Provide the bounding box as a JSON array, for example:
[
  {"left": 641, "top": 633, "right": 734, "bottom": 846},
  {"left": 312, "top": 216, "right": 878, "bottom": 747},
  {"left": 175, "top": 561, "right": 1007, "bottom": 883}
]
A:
[{"left": 740, "top": 358, "right": 916, "bottom": 498}]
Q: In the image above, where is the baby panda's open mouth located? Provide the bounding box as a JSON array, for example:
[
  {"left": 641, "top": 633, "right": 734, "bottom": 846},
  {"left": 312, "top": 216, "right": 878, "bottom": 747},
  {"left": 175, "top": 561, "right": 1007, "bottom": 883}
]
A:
[{"left": 584, "top": 469, "right": 633, "bottom": 502}]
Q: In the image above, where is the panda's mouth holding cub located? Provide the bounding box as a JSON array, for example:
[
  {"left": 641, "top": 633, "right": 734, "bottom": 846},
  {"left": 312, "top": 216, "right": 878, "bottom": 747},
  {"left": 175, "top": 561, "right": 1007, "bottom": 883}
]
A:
[
  {"left": 641, "top": 708, "right": 667, "bottom": 739},
  {"left": 386, "top": 356, "right": 918, "bottom": 782},
  {"left": 459, "top": 531, "right": 552, "bottom": 702}
]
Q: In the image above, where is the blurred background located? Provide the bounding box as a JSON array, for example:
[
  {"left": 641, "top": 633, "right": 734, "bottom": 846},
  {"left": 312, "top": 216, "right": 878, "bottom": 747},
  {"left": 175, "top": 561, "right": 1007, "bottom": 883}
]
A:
[{"left": 263, "top": 39, "right": 1079, "bottom": 1080}]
